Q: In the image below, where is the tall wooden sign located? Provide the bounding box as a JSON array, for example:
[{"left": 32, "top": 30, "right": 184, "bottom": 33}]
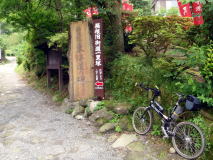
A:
[
  {"left": 69, "top": 21, "right": 94, "bottom": 101},
  {"left": 92, "top": 19, "right": 105, "bottom": 100}
]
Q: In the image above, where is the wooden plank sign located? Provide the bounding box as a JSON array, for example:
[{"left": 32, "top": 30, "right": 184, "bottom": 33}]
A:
[
  {"left": 92, "top": 19, "right": 105, "bottom": 100},
  {"left": 69, "top": 21, "right": 94, "bottom": 101}
]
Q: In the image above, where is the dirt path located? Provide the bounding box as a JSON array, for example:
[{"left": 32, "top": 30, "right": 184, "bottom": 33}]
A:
[
  {"left": 0, "top": 58, "right": 186, "bottom": 160},
  {"left": 0, "top": 58, "right": 123, "bottom": 160}
]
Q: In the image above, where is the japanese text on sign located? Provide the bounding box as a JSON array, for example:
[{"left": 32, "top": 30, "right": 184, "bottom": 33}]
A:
[{"left": 93, "top": 19, "right": 105, "bottom": 99}]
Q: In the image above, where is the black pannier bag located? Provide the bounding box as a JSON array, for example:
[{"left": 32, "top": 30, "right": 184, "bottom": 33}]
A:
[
  {"left": 171, "top": 105, "right": 184, "bottom": 120},
  {"left": 185, "top": 95, "right": 201, "bottom": 111}
]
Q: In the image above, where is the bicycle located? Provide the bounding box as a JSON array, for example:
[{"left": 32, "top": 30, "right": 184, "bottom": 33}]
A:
[{"left": 132, "top": 83, "right": 205, "bottom": 160}]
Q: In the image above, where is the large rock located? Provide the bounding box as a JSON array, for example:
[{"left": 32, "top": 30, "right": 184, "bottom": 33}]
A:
[
  {"left": 75, "top": 115, "right": 85, "bottom": 120},
  {"left": 88, "top": 100, "right": 101, "bottom": 113},
  {"left": 95, "top": 118, "right": 108, "bottom": 127},
  {"left": 84, "top": 107, "right": 92, "bottom": 118},
  {"left": 127, "top": 141, "right": 145, "bottom": 152},
  {"left": 89, "top": 108, "right": 113, "bottom": 122},
  {"left": 61, "top": 98, "right": 80, "bottom": 112},
  {"left": 113, "top": 103, "right": 131, "bottom": 115},
  {"left": 108, "top": 134, "right": 119, "bottom": 143},
  {"left": 99, "top": 123, "right": 116, "bottom": 133},
  {"left": 79, "top": 99, "right": 88, "bottom": 107},
  {"left": 118, "top": 116, "right": 134, "bottom": 132},
  {"left": 72, "top": 105, "right": 85, "bottom": 117},
  {"left": 112, "top": 134, "right": 137, "bottom": 148}
]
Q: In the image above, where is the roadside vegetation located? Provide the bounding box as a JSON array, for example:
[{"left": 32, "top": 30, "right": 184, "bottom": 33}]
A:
[{"left": 0, "top": 0, "right": 212, "bottom": 159}]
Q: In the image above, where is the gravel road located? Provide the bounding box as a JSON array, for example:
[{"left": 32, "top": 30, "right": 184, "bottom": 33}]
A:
[{"left": 0, "top": 58, "right": 123, "bottom": 160}]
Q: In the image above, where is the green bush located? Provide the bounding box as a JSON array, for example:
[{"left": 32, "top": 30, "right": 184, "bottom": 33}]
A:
[
  {"left": 188, "top": 115, "right": 213, "bottom": 160},
  {"left": 175, "top": 44, "right": 213, "bottom": 106},
  {"left": 129, "top": 16, "right": 193, "bottom": 60},
  {"left": 106, "top": 54, "right": 179, "bottom": 110}
]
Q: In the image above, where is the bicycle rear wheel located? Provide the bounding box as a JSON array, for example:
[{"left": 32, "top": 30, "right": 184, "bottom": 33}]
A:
[
  {"left": 132, "top": 107, "right": 153, "bottom": 135},
  {"left": 172, "top": 121, "right": 205, "bottom": 159}
]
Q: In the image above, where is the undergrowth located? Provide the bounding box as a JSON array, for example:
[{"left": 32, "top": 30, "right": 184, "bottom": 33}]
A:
[{"left": 16, "top": 64, "right": 68, "bottom": 104}]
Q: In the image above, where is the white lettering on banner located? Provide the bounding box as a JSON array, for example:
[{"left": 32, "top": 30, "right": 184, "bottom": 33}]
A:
[
  {"left": 195, "top": 6, "right": 202, "bottom": 12},
  {"left": 95, "top": 29, "right": 100, "bottom": 34},
  {"left": 95, "top": 46, "right": 101, "bottom": 52},
  {"left": 95, "top": 23, "right": 101, "bottom": 29},
  {"left": 95, "top": 34, "right": 101, "bottom": 40},
  {"left": 96, "top": 55, "right": 101, "bottom": 61},
  {"left": 95, "top": 60, "right": 102, "bottom": 66},
  {"left": 99, "top": 69, "right": 103, "bottom": 80},
  {"left": 95, "top": 51, "right": 101, "bottom": 55},
  {"left": 95, "top": 86, "right": 104, "bottom": 90},
  {"left": 183, "top": 7, "right": 187, "bottom": 15},
  {"left": 95, "top": 40, "right": 101, "bottom": 46}
]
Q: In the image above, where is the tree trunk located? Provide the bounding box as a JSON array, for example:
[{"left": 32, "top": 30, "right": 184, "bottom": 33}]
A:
[
  {"left": 0, "top": 48, "right": 6, "bottom": 62},
  {"left": 113, "top": 0, "right": 124, "bottom": 52}
]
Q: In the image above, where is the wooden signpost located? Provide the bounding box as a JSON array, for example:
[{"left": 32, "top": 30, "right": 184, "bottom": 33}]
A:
[
  {"left": 69, "top": 21, "right": 94, "bottom": 101},
  {"left": 92, "top": 19, "right": 105, "bottom": 100}
]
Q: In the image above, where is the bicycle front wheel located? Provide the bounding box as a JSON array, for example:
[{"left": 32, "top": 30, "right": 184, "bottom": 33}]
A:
[
  {"left": 172, "top": 121, "right": 205, "bottom": 159},
  {"left": 132, "top": 107, "right": 153, "bottom": 135}
]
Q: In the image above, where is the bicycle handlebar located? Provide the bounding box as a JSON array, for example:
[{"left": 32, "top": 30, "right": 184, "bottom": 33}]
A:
[
  {"left": 136, "top": 83, "right": 161, "bottom": 97},
  {"left": 136, "top": 83, "right": 186, "bottom": 103}
]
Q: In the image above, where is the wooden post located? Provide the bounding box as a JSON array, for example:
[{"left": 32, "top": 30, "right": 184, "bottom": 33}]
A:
[{"left": 68, "top": 21, "right": 94, "bottom": 101}]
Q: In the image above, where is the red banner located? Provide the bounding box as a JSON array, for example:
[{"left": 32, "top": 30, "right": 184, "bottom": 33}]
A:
[
  {"left": 122, "top": 3, "right": 133, "bottom": 11},
  {"left": 92, "top": 19, "right": 105, "bottom": 100},
  {"left": 192, "top": 1, "right": 204, "bottom": 25},
  {"left": 125, "top": 25, "right": 132, "bottom": 32},
  {"left": 177, "top": 0, "right": 192, "bottom": 17},
  {"left": 84, "top": 7, "right": 99, "bottom": 18}
]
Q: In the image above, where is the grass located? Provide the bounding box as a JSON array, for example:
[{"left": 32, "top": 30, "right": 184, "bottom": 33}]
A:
[
  {"left": 16, "top": 64, "right": 68, "bottom": 104},
  {"left": 0, "top": 59, "right": 9, "bottom": 65}
]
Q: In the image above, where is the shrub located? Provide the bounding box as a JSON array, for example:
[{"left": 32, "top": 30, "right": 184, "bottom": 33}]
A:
[
  {"left": 129, "top": 16, "right": 193, "bottom": 60},
  {"left": 106, "top": 54, "right": 179, "bottom": 110},
  {"left": 175, "top": 44, "right": 213, "bottom": 106}
]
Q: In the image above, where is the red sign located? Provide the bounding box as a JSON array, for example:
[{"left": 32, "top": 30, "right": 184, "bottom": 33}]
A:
[
  {"left": 122, "top": 1, "right": 133, "bottom": 33},
  {"left": 177, "top": 0, "right": 192, "bottom": 17},
  {"left": 122, "top": 3, "right": 133, "bottom": 11},
  {"left": 125, "top": 25, "right": 132, "bottom": 32},
  {"left": 192, "top": 1, "right": 204, "bottom": 25},
  {"left": 95, "top": 82, "right": 104, "bottom": 86},
  {"left": 84, "top": 7, "right": 99, "bottom": 18},
  {"left": 93, "top": 19, "right": 105, "bottom": 100}
]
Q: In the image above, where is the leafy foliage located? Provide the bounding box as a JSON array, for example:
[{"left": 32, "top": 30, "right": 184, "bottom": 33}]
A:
[
  {"left": 189, "top": 114, "right": 213, "bottom": 159},
  {"left": 129, "top": 0, "right": 151, "bottom": 16},
  {"left": 129, "top": 16, "right": 193, "bottom": 59},
  {"left": 156, "top": 7, "right": 179, "bottom": 16}
]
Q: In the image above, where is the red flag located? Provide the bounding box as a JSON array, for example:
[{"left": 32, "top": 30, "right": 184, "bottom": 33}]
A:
[
  {"left": 125, "top": 25, "right": 132, "bottom": 32},
  {"left": 83, "top": 7, "right": 99, "bottom": 18},
  {"left": 192, "top": 1, "right": 204, "bottom": 25},
  {"left": 177, "top": 0, "right": 192, "bottom": 17},
  {"left": 122, "top": 3, "right": 133, "bottom": 11}
]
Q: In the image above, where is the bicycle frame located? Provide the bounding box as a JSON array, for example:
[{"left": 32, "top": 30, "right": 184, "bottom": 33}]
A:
[{"left": 147, "top": 100, "right": 169, "bottom": 121}]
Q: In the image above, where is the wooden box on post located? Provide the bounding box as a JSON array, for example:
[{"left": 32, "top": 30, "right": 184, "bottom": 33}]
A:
[{"left": 46, "top": 48, "right": 63, "bottom": 91}]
